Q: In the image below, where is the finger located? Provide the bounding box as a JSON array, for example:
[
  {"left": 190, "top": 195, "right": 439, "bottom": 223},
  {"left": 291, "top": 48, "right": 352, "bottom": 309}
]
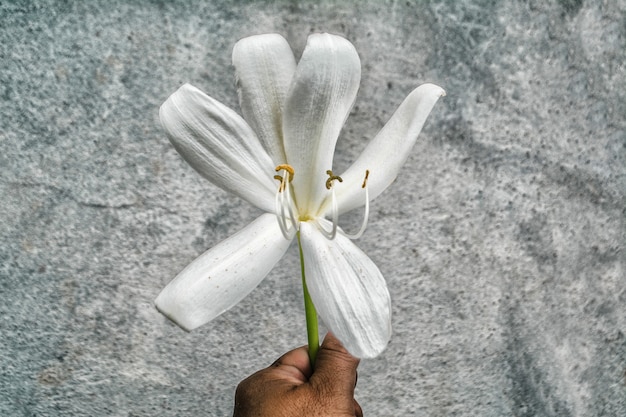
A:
[
  {"left": 311, "top": 332, "right": 360, "bottom": 394},
  {"left": 354, "top": 399, "right": 363, "bottom": 417},
  {"left": 269, "top": 345, "right": 313, "bottom": 383}
]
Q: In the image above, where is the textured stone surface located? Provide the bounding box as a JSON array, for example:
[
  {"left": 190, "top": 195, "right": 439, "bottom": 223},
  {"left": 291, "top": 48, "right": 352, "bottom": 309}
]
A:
[{"left": 1, "top": 1, "right": 624, "bottom": 416}]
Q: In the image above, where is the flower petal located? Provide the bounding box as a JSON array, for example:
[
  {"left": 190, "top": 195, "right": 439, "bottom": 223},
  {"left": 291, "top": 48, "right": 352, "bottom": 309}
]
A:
[
  {"left": 155, "top": 213, "right": 292, "bottom": 331},
  {"left": 328, "top": 83, "right": 446, "bottom": 215},
  {"left": 299, "top": 221, "right": 392, "bottom": 358},
  {"left": 160, "top": 84, "right": 277, "bottom": 213},
  {"left": 283, "top": 33, "right": 361, "bottom": 215},
  {"left": 232, "top": 34, "right": 296, "bottom": 165}
]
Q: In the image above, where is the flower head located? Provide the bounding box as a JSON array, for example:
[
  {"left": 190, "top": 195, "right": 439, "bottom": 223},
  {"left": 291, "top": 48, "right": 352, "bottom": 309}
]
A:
[{"left": 155, "top": 33, "right": 444, "bottom": 358}]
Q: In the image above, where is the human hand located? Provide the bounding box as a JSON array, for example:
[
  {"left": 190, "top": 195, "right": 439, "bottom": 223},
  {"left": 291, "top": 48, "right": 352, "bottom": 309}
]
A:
[{"left": 233, "top": 333, "right": 363, "bottom": 417}]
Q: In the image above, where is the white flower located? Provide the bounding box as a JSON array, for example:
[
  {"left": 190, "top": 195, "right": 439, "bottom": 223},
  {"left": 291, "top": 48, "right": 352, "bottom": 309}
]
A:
[{"left": 155, "top": 33, "right": 444, "bottom": 358}]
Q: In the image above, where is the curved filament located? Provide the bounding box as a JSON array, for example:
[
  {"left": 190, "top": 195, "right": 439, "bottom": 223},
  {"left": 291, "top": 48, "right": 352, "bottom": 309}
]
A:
[
  {"left": 274, "top": 167, "right": 298, "bottom": 240},
  {"left": 316, "top": 185, "right": 339, "bottom": 240},
  {"left": 340, "top": 185, "right": 369, "bottom": 240}
]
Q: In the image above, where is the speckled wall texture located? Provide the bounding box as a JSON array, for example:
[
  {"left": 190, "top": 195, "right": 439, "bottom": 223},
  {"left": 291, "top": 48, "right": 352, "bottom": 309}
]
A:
[{"left": 1, "top": 1, "right": 624, "bottom": 416}]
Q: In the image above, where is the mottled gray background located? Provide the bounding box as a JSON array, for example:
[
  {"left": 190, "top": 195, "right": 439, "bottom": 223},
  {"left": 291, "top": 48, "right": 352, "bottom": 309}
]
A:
[{"left": 1, "top": 1, "right": 624, "bottom": 416}]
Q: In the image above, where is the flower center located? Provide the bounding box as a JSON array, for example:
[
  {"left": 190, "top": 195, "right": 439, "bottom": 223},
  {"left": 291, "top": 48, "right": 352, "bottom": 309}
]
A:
[{"left": 273, "top": 165, "right": 371, "bottom": 241}]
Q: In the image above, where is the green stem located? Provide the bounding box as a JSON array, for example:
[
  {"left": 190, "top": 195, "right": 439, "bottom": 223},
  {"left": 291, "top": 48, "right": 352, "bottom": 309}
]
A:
[{"left": 297, "top": 231, "right": 319, "bottom": 367}]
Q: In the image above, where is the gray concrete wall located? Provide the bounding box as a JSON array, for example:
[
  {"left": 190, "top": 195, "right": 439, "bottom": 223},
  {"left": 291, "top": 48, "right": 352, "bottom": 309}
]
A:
[{"left": 1, "top": 1, "right": 624, "bottom": 415}]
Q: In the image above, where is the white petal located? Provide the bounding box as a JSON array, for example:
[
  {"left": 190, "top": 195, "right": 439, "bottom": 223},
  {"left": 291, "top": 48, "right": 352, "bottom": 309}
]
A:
[
  {"left": 299, "top": 221, "right": 391, "bottom": 358},
  {"left": 160, "top": 84, "right": 277, "bottom": 213},
  {"left": 328, "top": 83, "right": 445, "bottom": 215},
  {"left": 283, "top": 33, "right": 361, "bottom": 215},
  {"left": 233, "top": 34, "right": 296, "bottom": 165},
  {"left": 155, "top": 213, "right": 292, "bottom": 331}
]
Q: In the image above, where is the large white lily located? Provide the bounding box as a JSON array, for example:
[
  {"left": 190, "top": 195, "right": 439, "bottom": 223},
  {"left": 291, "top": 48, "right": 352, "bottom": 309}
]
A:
[{"left": 155, "top": 33, "right": 444, "bottom": 359}]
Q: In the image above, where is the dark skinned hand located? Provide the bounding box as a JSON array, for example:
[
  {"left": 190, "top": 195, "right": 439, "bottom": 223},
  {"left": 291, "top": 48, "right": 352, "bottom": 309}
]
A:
[{"left": 233, "top": 333, "right": 363, "bottom": 417}]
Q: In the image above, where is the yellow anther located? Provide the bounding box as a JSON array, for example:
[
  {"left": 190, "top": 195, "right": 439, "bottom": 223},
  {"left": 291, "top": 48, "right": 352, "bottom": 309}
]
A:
[
  {"left": 274, "top": 164, "right": 295, "bottom": 192},
  {"left": 273, "top": 175, "right": 285, "bottom": 192},
  {"left": 275, "top": 164, "right": 295, "bottom": 182},
  {"left": 325, "top": 170, "right": 343, "bottom": 190},
  {"left": 361, "top": 169, "right": 370, "bottom": 189},
  {"left": 273, "top": 175, "right": 284, "bottom": 189}
]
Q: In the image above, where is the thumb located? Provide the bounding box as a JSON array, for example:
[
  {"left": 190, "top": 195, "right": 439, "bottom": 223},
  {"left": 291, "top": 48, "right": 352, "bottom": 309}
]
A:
[{"left": 311, "top": 332, "right": 360, "bottom": 395}]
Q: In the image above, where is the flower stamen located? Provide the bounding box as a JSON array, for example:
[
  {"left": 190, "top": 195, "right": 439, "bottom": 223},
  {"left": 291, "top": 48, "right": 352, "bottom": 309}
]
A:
[
  {"left": 325, "top": 170, "right": 343, "bottom": 190},
  {"left": 274, "top": 165, "right": 298, "bottom": 239},
  {"left": 317, "top": 170, "right": 343, "bottom": 239},
  {"left": 274, "top": 164, "right": 295, "bottom": 192},
  {"left": 342, "top": 170, "right": 370, "bottom": 240}
]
